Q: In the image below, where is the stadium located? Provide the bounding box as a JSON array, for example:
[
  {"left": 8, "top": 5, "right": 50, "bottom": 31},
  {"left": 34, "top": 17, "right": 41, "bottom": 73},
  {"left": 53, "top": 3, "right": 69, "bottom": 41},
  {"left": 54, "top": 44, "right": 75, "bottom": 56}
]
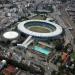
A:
[{"left": 18, "top": 20, "right": 62, "bottom": 40}]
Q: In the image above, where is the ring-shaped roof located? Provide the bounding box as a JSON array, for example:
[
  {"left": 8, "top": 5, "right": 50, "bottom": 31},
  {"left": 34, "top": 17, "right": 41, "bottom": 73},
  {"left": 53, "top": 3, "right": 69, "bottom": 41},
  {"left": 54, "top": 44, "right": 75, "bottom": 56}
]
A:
[{"left": 18, "top": 20, "right": 62, "bottom": 37}]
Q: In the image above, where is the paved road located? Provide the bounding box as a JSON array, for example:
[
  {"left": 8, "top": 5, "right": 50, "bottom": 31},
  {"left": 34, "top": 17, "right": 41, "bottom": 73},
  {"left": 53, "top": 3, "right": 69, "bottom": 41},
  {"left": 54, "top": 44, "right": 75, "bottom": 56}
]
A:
[
  {"left": 57, "top": 4, "right": 75, "bottom": 48},
  {"left": 51, "top": 5, "right": 73, "bottom": 46},
  {"left": 45, "top": 62, "right": 58, "bottom": 75}
]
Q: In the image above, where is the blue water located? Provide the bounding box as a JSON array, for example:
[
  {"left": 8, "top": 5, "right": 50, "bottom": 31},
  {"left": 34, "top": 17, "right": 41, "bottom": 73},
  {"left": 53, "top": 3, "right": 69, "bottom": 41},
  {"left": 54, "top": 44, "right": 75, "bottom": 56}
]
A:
[{"left": 32, "top": 46, "right": 50, "bottom": 55}]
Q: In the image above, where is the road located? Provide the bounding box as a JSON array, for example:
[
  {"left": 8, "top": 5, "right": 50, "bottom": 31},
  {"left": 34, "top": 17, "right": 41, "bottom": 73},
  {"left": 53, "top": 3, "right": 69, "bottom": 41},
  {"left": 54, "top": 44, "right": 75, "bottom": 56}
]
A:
[
  {"left": 45, "top": 62, "right": 58, "bottom": 75},
  {"left": 51, "top": 5, "right": 74, "bottom": 45},
  {"left": 57, "top": 4, "right": 75, "bottom": 48}
]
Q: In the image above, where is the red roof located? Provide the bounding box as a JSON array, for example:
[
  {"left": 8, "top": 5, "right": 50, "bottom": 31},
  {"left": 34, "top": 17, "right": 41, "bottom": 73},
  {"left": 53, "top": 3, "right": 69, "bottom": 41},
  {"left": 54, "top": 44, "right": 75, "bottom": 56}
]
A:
[
  {"left": 62, "top": 52, "right": 69, "bottom": 63},
  {"left": 5, "top": 65, "right": 16, "bottom": 73}
]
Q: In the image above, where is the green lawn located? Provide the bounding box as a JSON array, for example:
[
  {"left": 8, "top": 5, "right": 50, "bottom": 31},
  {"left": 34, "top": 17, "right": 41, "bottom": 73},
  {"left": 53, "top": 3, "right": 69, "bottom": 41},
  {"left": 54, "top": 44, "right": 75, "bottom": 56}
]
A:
[
  {"left": 31, "top": 15, "right": 46, "bottom": 20},
  {"left": 29, "top": 26, "right": 50, "bottom": 33},
  {"left": 71, "top": 52, "right": 75, "bottom": 60}
]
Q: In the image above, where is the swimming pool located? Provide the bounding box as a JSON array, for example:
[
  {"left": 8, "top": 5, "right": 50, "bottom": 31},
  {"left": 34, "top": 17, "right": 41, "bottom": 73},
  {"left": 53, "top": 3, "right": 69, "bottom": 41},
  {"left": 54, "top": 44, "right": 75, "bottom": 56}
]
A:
[{"left": 32, "top": 46, "right": 50, "bottom": 55}]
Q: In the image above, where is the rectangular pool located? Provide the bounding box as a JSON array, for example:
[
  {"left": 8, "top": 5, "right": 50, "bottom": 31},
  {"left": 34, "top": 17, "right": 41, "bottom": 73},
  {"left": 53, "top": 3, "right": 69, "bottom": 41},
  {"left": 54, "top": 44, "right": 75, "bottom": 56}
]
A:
[{"left": 32, "top": 46, "right": 50, "bottom": 55}]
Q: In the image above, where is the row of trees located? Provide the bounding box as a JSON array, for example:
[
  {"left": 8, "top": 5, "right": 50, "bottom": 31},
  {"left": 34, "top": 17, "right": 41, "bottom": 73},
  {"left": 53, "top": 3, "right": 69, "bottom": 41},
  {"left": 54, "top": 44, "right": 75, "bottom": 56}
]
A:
[{"left": 59, "top": 0, "right": 67, "bottom": 3}]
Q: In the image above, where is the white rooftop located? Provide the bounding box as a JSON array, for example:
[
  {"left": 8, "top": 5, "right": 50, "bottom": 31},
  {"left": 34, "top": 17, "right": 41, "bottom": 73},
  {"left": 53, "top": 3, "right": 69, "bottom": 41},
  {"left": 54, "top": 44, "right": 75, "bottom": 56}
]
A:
[{"left": 3, "top": 31, "right": 19, "bottom": 40}]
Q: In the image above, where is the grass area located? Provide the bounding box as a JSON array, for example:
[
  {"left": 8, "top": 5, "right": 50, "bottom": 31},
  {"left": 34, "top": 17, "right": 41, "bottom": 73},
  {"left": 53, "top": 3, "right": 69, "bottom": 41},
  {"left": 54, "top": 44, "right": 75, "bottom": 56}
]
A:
[
  {"left": 18, "top": 17, "right": 29, "bottom": 22},
  {"left": 31, "top": 15, "right": 46, "bottom": 20},
  {"left": 29, "top": 26, "right": 50, "bottom": 33},
  {"left": 71, "top": 52, "right": 75, "bottom": 60}
]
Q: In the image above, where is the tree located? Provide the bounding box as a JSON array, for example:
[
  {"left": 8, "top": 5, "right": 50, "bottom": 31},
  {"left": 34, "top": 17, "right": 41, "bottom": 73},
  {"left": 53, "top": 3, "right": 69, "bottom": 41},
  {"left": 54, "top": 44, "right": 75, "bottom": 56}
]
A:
[
  {"left": 51, "top": 70, "right": 56, "bottom": 75},
  {"left": 54, "top": 39, "right": 64, "bottom": 51},
  {"left": 0, "top": 72, "right": 4, "bottom": 75},
  {"left": 60, "top": 0, "right": 67, "bottom": 3},
  {"left": 49, "top": 5, "right": 54, "bottom": 13}
]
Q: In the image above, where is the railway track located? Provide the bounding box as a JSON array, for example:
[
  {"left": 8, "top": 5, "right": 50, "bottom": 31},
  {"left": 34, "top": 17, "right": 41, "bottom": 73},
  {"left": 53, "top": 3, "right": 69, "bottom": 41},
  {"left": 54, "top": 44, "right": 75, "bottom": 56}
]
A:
[{"left": 59, "top": 5, "right": 75, "bottom": 38}]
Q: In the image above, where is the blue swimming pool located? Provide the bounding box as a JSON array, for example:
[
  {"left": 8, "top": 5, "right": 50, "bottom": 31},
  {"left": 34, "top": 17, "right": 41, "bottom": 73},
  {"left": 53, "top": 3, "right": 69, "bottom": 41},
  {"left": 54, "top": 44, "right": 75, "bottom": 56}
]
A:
[{"left": 32, "top": 46, "right": 50, "bottom": 55}]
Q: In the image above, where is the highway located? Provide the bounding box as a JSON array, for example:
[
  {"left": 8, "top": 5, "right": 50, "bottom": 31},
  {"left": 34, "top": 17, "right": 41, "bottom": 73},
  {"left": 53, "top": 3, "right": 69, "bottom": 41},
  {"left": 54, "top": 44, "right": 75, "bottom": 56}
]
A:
[
  {"left": 50, "top": 5, "right": 74, "bottom": 46},
  {"left": 57, "top": 3, "right": 75, "bottom": 48}
]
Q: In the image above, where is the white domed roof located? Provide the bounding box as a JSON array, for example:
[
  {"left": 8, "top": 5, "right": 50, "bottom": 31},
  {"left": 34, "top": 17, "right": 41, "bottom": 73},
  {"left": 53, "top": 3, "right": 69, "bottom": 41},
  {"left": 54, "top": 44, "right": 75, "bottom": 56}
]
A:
[
  {"left": 1, "top": 60, "right": 6, "bottom": 64},
  {"left": 3, "top": 31, "right": 19, "bottom": 40}
]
